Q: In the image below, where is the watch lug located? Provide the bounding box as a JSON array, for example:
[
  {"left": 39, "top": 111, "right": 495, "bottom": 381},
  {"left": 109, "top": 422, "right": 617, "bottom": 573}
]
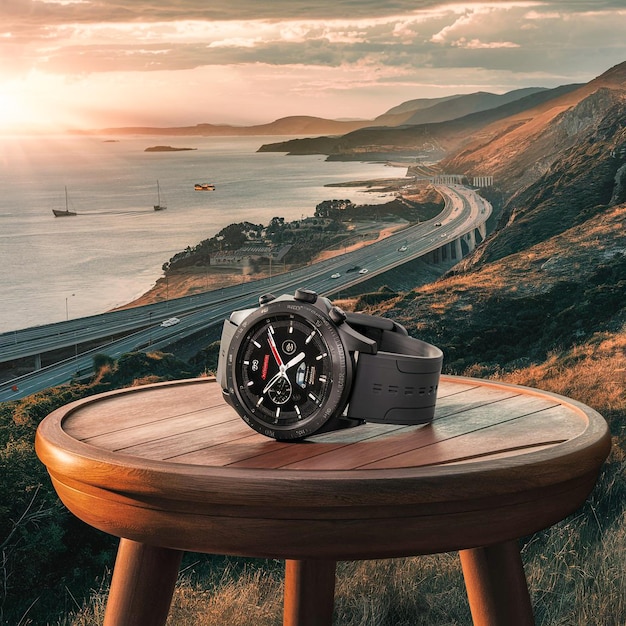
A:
[
  {"left": 221, "top": 387, "right": 235, "bottom": 408},
  {"left": 338, "top": 323, "right": 377, "bottom": 354},
  {"left": 313, "top": 414, "right": 364, "bottom": 436},
  {"left": 229, "top": 307, "right": 257, "bottom": 326},
  {"left": 217, "top": 319, "right": 238, "bottom": 390}
]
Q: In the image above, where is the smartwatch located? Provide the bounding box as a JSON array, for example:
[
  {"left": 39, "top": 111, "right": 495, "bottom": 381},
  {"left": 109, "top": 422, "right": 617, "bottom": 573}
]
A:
[{"left": 217, "top": 288, "right": 443, "bottom": 441}]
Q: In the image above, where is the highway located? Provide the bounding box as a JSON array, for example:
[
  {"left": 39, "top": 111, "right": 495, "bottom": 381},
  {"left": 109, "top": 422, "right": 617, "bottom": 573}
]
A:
[{"left": 0, "top": 185, "right": 491, "bottom": 402}]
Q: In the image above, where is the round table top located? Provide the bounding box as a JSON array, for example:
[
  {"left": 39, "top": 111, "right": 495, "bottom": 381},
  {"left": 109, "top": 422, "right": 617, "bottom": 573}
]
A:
[{"left": 35, "top": 376, "right": 611, "bottom": 560}]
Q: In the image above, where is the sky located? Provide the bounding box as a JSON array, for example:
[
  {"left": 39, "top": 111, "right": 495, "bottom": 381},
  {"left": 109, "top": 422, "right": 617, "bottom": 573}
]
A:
[{"left": 1, "top": 1, "right": 626, "bottom": 133}]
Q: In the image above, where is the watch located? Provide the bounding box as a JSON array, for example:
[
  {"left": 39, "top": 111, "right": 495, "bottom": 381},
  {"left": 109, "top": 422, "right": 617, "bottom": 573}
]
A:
[{"left": 217, "top": 288, "right": 443, "bottom": 441}]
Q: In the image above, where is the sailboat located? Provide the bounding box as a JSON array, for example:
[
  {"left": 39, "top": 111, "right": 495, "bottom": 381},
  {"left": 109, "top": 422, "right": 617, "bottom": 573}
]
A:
[
  {"left": 153, "top": 180, "right": 167, "bottom": 211},
  {"left": 52, "top": 186, "right": 77, "bottom": 217}
]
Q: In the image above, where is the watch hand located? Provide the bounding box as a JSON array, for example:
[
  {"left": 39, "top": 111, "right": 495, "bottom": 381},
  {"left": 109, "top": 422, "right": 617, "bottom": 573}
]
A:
[
  {"left": 267, "top": 330, "right": 283, "bottom": 367},
  {"left": 263, "top": 371, "right": 284, "bottom": 394},
  {"left": 262, "top": 353, "right": 304, "bottom": 394},
  {"left": 284, "top": 352, "right": 305, "bottom": 371}
]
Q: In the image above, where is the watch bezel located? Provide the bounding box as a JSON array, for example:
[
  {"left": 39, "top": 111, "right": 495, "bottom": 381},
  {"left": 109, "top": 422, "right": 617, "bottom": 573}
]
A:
[{"left": 224, "top": 298, "right": 354, "bottom": 440}]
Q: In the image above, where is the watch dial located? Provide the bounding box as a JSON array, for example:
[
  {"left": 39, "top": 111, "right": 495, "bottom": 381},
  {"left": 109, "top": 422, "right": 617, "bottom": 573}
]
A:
[{"left": 235, "top": 315, "right": 334, "bottom": 428}]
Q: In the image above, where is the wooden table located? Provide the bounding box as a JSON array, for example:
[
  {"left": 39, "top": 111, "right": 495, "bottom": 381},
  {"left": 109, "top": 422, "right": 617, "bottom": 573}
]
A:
[{"left": 35, "top": 376, "right": 611, "bottom": 626}]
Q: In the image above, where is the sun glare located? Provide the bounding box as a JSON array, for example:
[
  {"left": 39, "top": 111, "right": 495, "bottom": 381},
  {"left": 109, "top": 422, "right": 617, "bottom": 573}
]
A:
[
  {"left": 0, "top": 91, "right": 26, "bottom": 130},
  {"left": 0, "top": 76, "right": 81, "bottom": 134},
  {"left": 0, "top": 88, "right": 45, "bottom": 133}
]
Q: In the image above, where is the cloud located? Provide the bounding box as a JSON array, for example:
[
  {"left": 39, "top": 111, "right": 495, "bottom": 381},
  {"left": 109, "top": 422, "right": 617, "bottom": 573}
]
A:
[{"left": 1, "top": 1, "right": 625, "bottom": 128}]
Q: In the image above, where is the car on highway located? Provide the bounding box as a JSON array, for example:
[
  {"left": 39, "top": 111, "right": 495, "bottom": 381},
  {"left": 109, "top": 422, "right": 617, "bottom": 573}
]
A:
[
  {"left": 330, "top": 272, "right": 341, "bottom": 279},
  {"left": 434, "top": 222, "right": 442, "bottom": 227},
  {"left": 358, "top": 268, "right": 369, "bottom": 275},
  {"left": 346, "top": 265, "right": 360, "bottom": 273},
  {"left": 160, "top": 317, "right": 181, "bottom": 327},
  {"left": 398, "top": 245, "right": 408, "bottom": 252}
]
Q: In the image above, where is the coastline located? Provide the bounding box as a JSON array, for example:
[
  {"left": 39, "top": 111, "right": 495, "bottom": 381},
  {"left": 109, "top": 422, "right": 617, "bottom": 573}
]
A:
[
  {"left": 2, "top": 135, "right": 403, "bottom": 334},
  {"left": 114, "top": 178, "right": 440, "bottom": 309},
  {"left": 114, "top": 218, "right": 410, "bottom": 309}
]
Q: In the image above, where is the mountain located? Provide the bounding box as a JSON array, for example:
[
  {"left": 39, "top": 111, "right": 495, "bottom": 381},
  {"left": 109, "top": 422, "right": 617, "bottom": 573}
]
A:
[
  {"left": 441, "top": 62, "right": 626, "bottom": 192},
  {"left": 94, "top": 115, "right": 374, "bottom": 137},
  {"left": 92, "top": 88, "right": 546, "bottom": 138},
  {"left": 259, "top": 63, "right": 626, "bottom": 162},
  {"left": 354, "top": 61, "right": 626, "bottom": 375},
  {"left": 441, "top": 62, "right": 626, "bottom": 265},
  {"left": 375, "top": 87, "right": 547, "bottom": 127},
  {"left": 257, "top": 84, "right": 580, "bottom": 157}
]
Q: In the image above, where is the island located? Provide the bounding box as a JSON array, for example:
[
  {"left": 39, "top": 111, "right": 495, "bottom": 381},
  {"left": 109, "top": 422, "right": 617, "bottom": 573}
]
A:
[{"left": 144, "top": 145, "right": 197, "bottom": 152}]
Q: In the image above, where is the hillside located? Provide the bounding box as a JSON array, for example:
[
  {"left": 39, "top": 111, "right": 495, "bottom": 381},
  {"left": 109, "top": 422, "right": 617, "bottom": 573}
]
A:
[
  {"left": 442, "top": 68, "right": 626, "bottom": 266},
  {"left": 364, "top": 204, "right": 625, "bottom": 373},
  {"left": 90, "top": 88, "right": 547, "bottom": 138},
  {"left": 257, "top": 84, "right": 580, "bottom": 157},
  {"left": 442, "top": 62, "right": 626, "bottom": 196}
]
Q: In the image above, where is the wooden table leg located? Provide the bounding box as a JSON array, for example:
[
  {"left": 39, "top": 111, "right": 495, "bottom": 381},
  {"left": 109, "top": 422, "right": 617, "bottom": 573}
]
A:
[
  {"left": 283, "top": 559, "right": 336, "bottom": 626},
  {"left": 459, "top": 540, "right": 535, "bottom": 626},
  {"left": 103, "top": 538, "right": 183, "bottom": 626}
]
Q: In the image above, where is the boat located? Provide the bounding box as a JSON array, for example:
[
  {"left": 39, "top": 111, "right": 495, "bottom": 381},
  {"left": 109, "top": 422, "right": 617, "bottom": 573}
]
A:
[
  {"left": 153, "top": 180, "right": 167, "bottom": 211},
  {"left": 194, "top": 183, "right": 215, "bottom": 191},
  {"left": 52, "top": 187, "right": 77, "bottom": 217}
]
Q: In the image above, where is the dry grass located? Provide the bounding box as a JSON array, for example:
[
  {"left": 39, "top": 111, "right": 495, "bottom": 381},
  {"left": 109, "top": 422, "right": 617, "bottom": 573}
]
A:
[
  {"left": 498, "top": 331, "right": 626, "bottom": 625},
  {"left": 496, "top": 333, "right": 626, "bottom": 416},
  {"left": 61, "top": 333, "right": 625, "bottom": 626}
]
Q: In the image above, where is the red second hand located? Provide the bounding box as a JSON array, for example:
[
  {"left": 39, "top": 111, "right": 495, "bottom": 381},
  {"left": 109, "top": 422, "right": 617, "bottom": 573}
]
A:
[{"left": 267, "top": 330, "right": 283, "bottom": 367}]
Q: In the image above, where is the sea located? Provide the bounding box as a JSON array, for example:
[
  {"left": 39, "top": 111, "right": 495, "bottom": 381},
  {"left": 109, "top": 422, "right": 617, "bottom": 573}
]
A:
[{"left": 0, "top": 134, "right": 397, "bottom": 333}]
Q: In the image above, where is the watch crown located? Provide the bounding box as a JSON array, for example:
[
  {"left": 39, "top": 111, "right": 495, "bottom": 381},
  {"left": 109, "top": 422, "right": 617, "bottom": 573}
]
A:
[
  {"left": 329, "top": 306, "right": 346, "bottom": 324},
  {"left": 259, "top": 293, "right": 276, "bottom": 305},
  {"left": 294, "top": 288, "right": 317, "bottom": 303}
]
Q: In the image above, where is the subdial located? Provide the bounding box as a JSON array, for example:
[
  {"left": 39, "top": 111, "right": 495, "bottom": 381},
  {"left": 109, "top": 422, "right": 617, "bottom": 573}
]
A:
[{"left": 267, "top": 377, "right": 292, "bottom": 405}]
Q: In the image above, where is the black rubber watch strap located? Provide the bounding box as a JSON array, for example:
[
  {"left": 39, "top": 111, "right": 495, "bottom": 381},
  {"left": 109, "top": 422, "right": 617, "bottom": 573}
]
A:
[{"left": 345, "top": 313, "right": 443, "bottom": 424}]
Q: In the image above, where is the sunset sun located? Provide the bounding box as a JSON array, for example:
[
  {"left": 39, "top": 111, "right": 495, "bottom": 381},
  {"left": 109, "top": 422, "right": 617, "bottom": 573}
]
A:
[
  {"left": 0, "top": 90, "right": 29, "bottom": 131},
  {"left": 0, "top": 79, "right": 82, "bottom": 133}
]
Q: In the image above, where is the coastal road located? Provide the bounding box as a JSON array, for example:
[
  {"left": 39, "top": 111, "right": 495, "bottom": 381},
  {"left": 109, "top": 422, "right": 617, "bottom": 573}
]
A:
[{"left": 0, "top": 185, "right": 490, "bottom": 401}]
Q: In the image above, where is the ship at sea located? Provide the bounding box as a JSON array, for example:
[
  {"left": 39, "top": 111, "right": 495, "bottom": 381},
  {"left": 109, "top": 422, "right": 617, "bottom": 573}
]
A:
[
  {"left": 194, "top": 183, "right": 215, "bottom": 191},
  {"left": 52, "top": 187, "right": 77, "bottom": 217},
  {"left": 153, "top": 180, "right": 167, "bottom": 211}
]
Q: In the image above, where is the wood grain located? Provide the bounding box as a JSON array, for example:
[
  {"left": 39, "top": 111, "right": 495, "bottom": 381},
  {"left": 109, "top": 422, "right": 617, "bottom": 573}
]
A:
[{"left": 35, "top": 376, "right": 611, "bottom": 558}]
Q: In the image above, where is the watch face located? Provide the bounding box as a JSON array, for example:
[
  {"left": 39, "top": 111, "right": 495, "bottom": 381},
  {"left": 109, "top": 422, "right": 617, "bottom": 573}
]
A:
[{"left": 226, "top": 303, "right": 350, "bottom": 439}]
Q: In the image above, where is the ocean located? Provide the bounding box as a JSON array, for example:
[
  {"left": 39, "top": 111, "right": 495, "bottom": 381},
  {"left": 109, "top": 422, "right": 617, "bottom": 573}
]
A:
[{"left": 0, "top": 135, "right": 396, "bottom": 333}]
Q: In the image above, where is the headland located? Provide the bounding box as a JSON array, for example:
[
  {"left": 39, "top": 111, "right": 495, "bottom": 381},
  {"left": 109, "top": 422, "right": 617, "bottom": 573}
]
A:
[{"left": 115, "top": 177, "right": 443, "bottom": 309}]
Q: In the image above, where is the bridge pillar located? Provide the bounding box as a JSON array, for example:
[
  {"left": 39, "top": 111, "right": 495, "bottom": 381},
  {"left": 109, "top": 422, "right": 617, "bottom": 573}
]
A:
[
  {"left": 453, "top": 238, "right": 463, "bottom": 260},
  {"left": 34, "top": 353, "right": 42, "bottom": 370},
  {"left": 465, "top": 230, "right": 476, "bottom": 252}
]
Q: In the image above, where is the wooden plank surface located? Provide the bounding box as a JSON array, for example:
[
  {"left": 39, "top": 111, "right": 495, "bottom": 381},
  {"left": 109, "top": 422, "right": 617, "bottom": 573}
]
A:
[
  {"left": 61, "top": 377, "right": 587, "bottom": 470},
  {"left": 37, "top": 376, "right": 611, "bottom": 561}
]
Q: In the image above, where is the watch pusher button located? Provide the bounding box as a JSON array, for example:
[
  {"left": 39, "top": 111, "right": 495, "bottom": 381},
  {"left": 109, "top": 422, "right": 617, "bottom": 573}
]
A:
[
  {"left": 294, "top": 288, "right": 317, "bottom": 303},
  {"left": 329, "top": 306, "right": 346, "bottom": 324},
  {"left": 259, "top": 293, "right": 276, "bottom": 305}
]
